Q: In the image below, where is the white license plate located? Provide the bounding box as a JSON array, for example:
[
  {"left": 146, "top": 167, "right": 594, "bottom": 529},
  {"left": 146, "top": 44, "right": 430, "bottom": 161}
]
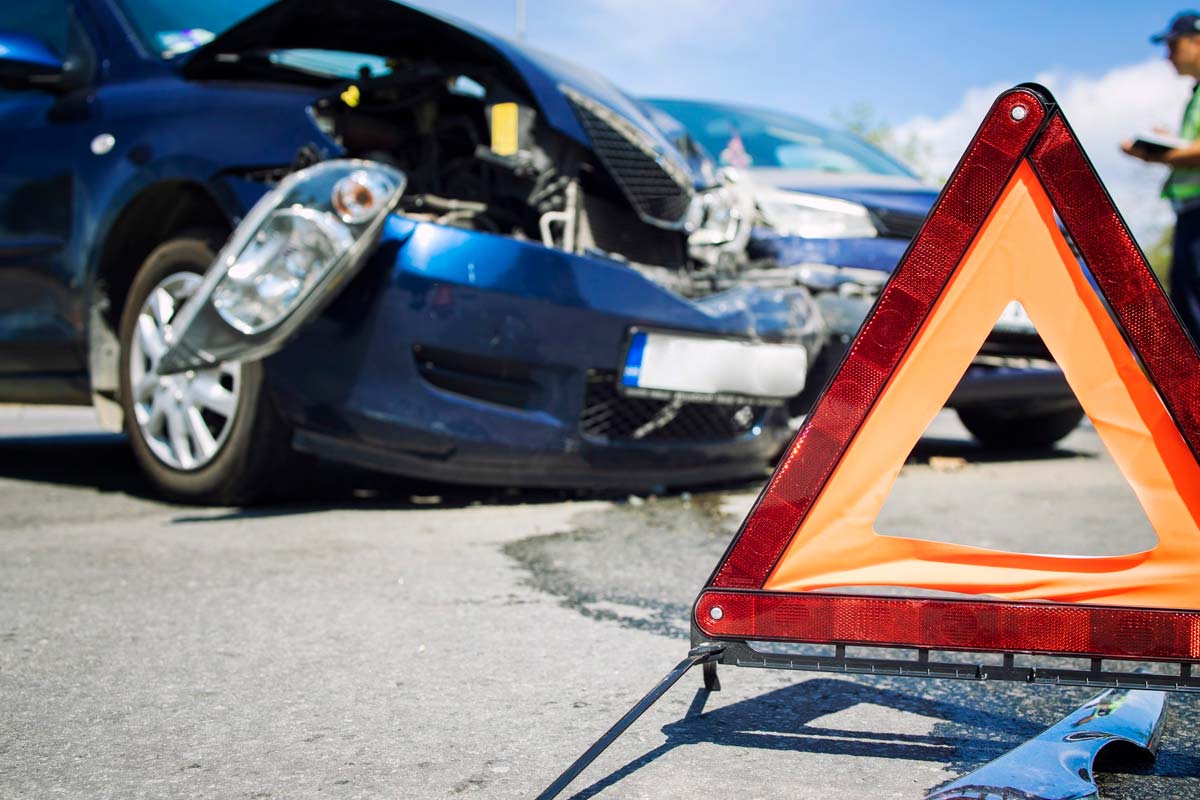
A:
[{"left": 621, "top": 330, "right": 808, "bottom": 399}]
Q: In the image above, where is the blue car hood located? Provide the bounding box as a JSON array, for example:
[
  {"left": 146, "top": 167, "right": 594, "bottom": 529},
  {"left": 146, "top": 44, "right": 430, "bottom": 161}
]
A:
[
  {"left": 181, "top": 0, "right": 693, "bottom": 175},
  {"left": 749, "top": 168, "right": 938, "bottom": 217}
]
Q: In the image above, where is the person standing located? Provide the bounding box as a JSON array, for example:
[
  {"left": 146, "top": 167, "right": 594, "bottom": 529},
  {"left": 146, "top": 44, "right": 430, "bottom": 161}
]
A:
[{"left": 1123, "top": 11, "right": 1200, "bottom": 345}]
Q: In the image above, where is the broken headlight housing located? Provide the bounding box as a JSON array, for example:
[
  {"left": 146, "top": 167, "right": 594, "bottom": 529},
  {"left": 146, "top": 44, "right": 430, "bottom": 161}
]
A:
[
  {"left": 212, "top": 205, "right": 356, "bottom": 334},
  {"left": 687, "top": 173, "right": 757, "bottom": 268},
  {"left": 158, "top": 160, "right": 406, "bottom": 373},
  {"left": 756, "top": 189, "right": 878, "bottom": 239}
]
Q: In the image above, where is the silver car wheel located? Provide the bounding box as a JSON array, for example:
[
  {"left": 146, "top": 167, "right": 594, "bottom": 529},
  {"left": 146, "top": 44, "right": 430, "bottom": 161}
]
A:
[{"left": 127, "top": 272, "right": 242, "bottom": 471}]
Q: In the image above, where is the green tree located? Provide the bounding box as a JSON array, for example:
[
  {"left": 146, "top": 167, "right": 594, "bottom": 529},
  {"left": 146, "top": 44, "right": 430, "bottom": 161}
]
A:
[{"left": 833, "top": 103, "right": 937, "bottom": 182}]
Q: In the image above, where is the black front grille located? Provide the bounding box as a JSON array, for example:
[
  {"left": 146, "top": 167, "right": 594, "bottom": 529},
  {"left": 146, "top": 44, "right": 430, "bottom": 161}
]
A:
[
  {"left": 580, "top": 371, "right": 763, "bottom": 442},
  {"left": 565, "top": 91, "right": 692, "bottom": 227},
  {"left": 414, "top": 345, "right": 537, "bottom": 409},
  {"left": 582, "top": 192, "right": 686, "bottom": 267},
  {"left": 869, "top": 207, "right": 928, "bottom": 239}
]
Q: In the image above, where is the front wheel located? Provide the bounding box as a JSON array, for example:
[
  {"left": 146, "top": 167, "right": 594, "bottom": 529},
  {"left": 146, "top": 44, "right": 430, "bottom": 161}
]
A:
[
  {"left": 956, "top": 404, "right": 1085, "bottom": 450},
  {"left": 117, "top": 234, "right": 292, "bottom": 504}
]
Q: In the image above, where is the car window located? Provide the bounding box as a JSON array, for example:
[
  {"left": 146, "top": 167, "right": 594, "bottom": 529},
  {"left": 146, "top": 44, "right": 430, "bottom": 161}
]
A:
[
  {"left": 113, "top": 0, "right": 277, "bottom": 58},
  {"left": 0, "top": 1, "right": 71, "bottom": 104},
  {"left": 774, "top": 142, "right": 868, "bottom": 173},
  {"left": 0, "top": 1, "right": 69, "bottom": 56},
  {"left": 648, "top": 99, "right": 915, "bottom": 178}
]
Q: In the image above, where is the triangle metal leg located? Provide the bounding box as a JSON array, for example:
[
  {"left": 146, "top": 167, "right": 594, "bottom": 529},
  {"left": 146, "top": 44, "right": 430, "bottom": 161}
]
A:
[{"left": 535, "top": 644, "right": 724, "bottom": 800}]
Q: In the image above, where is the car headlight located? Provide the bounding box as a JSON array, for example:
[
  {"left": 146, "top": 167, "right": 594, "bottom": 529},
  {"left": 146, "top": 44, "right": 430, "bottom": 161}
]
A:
[
  {"left": 689, "top": 184, "right": 752, "bottom": 245},
  {"left": 211, "top": 162, "right": 405, "bottom": 334},
  {"left": 687, "top": 175, "right": 757, "bottom": 267},
  {"left": 213, "top": 207, "right": 356, "bottom": 333},
  {"left": 757, "top": 190, "right": 878, "bottom": 239},
  {"left": 156, "top": 159, "right": 406, "bottom": 374}
]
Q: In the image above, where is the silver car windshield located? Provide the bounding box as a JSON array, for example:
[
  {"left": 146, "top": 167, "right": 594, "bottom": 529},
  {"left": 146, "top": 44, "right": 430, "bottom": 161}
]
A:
[{"left": 647, "top": 98, "right": 916, "bottom": 178}]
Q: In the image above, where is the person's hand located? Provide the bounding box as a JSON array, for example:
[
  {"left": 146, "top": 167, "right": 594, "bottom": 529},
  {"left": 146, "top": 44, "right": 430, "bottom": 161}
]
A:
[{"left": 1122, "top": 139, "right": 1165, "bottom": 163}]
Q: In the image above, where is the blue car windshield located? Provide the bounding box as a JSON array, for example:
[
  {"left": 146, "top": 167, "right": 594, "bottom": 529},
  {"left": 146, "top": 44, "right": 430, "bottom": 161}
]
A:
[
  {"left": 647, "top": 98, "right": 915, "bottom": 178},
  {"left": 113, "top": 0, "right": 391, "bottom": 76},
  {"left": 115, "top": 0, "right": 274, "bottom": 57}
]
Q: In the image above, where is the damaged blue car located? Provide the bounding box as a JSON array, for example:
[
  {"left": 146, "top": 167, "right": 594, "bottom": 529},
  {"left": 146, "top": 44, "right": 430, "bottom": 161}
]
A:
[{"left": 0, "top": 0, "right": 824, "bottom": 503}]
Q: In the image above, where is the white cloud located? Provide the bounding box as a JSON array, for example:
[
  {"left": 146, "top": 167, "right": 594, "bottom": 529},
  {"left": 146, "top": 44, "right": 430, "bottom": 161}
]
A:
[
  {"left": 533, "top": 0, "right": 788, "bottom": 97},
  {"left": 576, "top": 0, "right": 782, "bottom": 50},
  {"left": 895, "top": 59, "right": 1193, "bottom": 247}
]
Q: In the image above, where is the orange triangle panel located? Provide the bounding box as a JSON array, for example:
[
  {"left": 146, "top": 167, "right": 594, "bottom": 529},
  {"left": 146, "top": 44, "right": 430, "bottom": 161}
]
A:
[{"left": 694, "top": 85, "right": 1200, "bottom": 661}]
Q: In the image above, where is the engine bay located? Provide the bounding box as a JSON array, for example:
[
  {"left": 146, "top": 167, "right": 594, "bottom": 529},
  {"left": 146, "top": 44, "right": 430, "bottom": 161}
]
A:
[{"left": 306, "top": 62, "right": 758, "bottom": 297}]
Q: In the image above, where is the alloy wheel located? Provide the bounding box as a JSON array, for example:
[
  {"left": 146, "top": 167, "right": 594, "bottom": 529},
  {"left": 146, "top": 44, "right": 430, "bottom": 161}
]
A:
[{"left": 127, "top": 272, "right": 242, "bottom": 471}]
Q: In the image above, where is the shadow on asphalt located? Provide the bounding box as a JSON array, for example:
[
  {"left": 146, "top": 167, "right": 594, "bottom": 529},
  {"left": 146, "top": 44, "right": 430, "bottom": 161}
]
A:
[
  {"left": 907, "top": 435, "right": 1092, "bottom": 464},
  {"left": 558, "top": 674, "right": 1200, "bottom": 798},
  {"left": 0, "top": 426, "right": 1087, "bottom": 520},
  {"left": 562, "top": 677, "right": 1045, "bottom": 799},
  {"left": 0, "top": 432, "right": 156, "bottom": 497},
  {"left": 0, "top": 430, "right": 744, "bottom": 518},
  {"left": 0, "top": 430, "right": 614, "bottom": 514}
]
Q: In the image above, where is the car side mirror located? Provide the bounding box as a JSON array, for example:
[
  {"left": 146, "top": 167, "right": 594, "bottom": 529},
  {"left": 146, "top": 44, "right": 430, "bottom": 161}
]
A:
[{"left": 0, "top": 31, "right": 81, "bottom": 92}]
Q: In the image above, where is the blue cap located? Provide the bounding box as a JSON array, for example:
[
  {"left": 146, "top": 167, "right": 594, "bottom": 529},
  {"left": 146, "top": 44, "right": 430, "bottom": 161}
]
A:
[{"left": 1152, "top": 11, "right": 1200, "bottom": 43}]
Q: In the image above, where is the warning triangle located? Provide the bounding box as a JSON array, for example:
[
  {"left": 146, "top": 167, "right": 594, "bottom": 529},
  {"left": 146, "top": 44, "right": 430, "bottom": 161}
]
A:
[{"left": 694, "top": 84, "right": 1200, "bottom": 662}]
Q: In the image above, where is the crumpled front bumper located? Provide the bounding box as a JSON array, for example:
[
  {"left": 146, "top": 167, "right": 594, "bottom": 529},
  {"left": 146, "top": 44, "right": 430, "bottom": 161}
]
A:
[{"left": 259, "top": 216, "right": 825, "bottom": 488}]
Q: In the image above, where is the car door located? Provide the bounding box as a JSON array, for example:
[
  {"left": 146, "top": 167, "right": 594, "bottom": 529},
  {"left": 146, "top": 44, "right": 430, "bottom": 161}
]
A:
[{"left": 0, "top": 1, "right": 93, "bottom": 397}]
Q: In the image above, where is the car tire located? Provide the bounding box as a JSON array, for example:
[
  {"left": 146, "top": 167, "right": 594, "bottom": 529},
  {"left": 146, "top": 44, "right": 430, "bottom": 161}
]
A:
[
  {"left": 117, "top": 233, "right": 293, "bottom": 504},
  {"left": 956, "top": 404, "right": 1085, "bottom": 450}
]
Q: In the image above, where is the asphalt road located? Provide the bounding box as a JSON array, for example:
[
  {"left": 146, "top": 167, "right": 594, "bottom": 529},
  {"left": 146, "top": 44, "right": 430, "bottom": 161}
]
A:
[{"left": 1, "top": 405, "right": 1198, "bottom": 799}]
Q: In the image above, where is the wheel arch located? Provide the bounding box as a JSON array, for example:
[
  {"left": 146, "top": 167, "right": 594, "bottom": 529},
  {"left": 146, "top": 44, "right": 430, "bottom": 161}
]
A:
[{"left": 87, "top": 179, "right": 234, "bottom": 430}]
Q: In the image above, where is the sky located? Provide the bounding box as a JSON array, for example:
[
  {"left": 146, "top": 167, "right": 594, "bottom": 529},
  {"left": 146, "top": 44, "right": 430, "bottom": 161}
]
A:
[{"left": 408, "top": 0, "right": 1198, "bottom": 246}]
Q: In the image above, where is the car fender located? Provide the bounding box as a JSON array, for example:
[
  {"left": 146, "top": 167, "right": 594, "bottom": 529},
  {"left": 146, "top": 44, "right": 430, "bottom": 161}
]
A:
[
  {"left": 82, "top": 166, "right": 245, "bottom": 430},
  {"left": 81, "top": 81, "right": 338, "bottom": 426}
]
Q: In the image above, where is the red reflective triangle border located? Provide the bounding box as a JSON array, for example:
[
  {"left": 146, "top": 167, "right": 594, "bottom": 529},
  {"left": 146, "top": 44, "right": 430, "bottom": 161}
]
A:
[{"left": 694, "top": 84, "right": 1200, "bottom": 661}]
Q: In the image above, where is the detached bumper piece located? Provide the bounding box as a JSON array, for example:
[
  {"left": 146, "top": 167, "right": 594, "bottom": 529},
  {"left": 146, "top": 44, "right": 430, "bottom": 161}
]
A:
[{"left": 926, "top": 686, "right": 1167, "bottom": 800}]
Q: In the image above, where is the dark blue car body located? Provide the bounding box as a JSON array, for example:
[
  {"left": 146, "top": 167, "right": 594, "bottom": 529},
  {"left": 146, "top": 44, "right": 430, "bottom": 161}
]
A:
[{"left": 0, "top": 0, "right": 817, "bottom": 498}]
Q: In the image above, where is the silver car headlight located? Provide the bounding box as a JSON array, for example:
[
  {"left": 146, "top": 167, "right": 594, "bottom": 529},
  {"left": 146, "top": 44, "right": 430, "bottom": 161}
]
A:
[
  {"left": 690, "top": 184, "right": 752, "bottom": 241},
  {"left": 687, "top": 175, "right": 757, "bottom": 267},
  {"left": 156, "top": 159, "right": 406, "bottom": 374},
  {"left": 757, "top": 189, "right": 878, "bottom": 239},
  {"left": 211, "top": 163, "right": 404, "bottom": 334},
  {"left": 213, "top": 207, "right": 355, "bottom": 334}
]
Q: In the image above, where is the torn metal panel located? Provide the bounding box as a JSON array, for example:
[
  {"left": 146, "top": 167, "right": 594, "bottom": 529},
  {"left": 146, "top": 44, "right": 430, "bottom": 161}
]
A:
[{"left": 925, "top": 687, "right": 1167, "bottom": 800}]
